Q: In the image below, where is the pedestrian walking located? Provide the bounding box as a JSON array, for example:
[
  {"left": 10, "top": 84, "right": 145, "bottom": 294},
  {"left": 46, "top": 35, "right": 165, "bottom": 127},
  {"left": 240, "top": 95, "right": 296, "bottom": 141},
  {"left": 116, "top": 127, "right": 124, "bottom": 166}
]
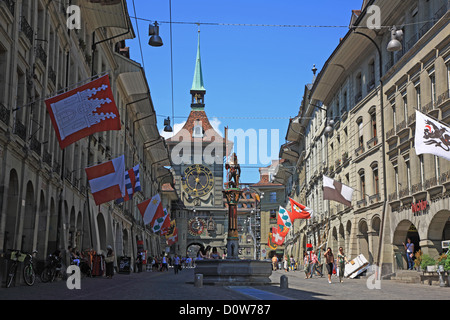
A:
[
  {"left": 173, "top": 254, "right": 180, "bottom": 274},
  {"left": 309, "top": 250, "right": 322, "bottom": 278},
  {"left": 162, "top": 255, "right": 168, "bottom": 271},
  {"left": 324, "top": 247, "right": 334, "bottom": 284},
  {"left": 283, "top": 256, "right": 289, "bottom": 272},
  {"left": 337, "top": 247, "right": 349, "bottom": 283},
  {"left": 290, "top": 255, "right": 296, "bottom": 271},
  {"left": 105, "top": 245, "right": 115, "bottom": 279},
  {"left": 303, "top": 251, "right": 310, "bottom": 279}
]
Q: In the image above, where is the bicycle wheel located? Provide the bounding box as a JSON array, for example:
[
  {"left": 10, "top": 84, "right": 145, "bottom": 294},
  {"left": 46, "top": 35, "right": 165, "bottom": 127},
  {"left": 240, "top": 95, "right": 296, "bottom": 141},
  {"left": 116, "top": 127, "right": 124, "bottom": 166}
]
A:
[
  {"left": 23, "top": 263, "right": 35, "bottom": 286},
  {"left": 6, "top": 262, "right": 17, "bottom": 288},
  {"left": 40, "top": 266, "right": 52, "bottom": 283}
]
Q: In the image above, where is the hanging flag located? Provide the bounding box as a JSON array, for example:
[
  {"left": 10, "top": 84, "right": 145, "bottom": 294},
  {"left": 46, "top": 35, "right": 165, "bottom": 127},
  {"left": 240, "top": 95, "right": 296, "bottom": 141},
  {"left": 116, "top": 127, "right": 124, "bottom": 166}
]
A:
[
  {"left": 276, "top": 224, "right": 289, "bottom": 237},
  {"left": 272, "top": 227, "right": 285, "bottom": 246},
  {"left": 267, "top": 232, "right": 278, "bottom": 250},
  {"left": 415, "top": 110, "right": 450, "bottom": 161},
  {"left": 289, "top": 198, "right": 313, "bottom": 220},
  {"left": 167, "top": 227, "right": 178, "bottom": 246},
  {"left": 277, "top": 206, "right": 292, "bottom": 230},
  {"left": 85, "top": 155, "right": 126, "bottom": 205},
  {"left": 323, "top": 175, "right": 354, "bottom": 207},
  {"left": 45, "top": 74, "right": 120, "bottom": 149},
  {"left": 137, "top": 194, "right": 164, "bottom": 226},
  {"left": 165, "top": 220, "right": 177, "bottom": 239},
  {"left": 115, "top": 164, "right": 141, "bottom": 204},
  {"left": 154, "top": 208, "right": 171, "bottom": 234}
]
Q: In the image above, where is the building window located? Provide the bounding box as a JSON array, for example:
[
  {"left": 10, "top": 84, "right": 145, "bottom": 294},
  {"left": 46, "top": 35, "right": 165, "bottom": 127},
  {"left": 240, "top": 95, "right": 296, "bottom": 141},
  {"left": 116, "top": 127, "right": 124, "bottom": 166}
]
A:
[
  {"left": 391, "top": 101, "right": 396, "bottom": 132},
  {"left": 270, "top": 209, "right": 276, "bottom": 220},
  {"left": 336, "top": 96, "right": 341, "bottom": 115},
  {"left": 394, "top": 165, "right": 399, "bottom": 197},
  {"left": 193, "top": 124, "right": 203, "bottom": 138},
  {"left": 368, "top": 60, "right": 375, "bottom": 90},
  {"left": 415, "top": 84, "right": 421, "bottom": 110},
  {"left": 406, "top": 159, "right": 411, "bottom": 191},
  {"left": 359, "top": 170, "right": 366, "bottom": 200},
  {"left": 357, "top": 118, "right": 364, "bottom": 147},
  {"left": 372, "top": 164, "right": 379, "bottom": 195},
  {"left": 419, "top": 155, "right": 425, "bottom": 185},
  {"left": 430, "top": 72, "right": 436, "bottom": 104},
  {"left": 0, "top": 47, "right": 6, "bottom": 105},
  {"left": 270, "top": 192, "right": 277, "bottom": 203},
  {"left": 447, "top": 62, "right": 450, "bottom": 92},
  {"left": 370, "top": 108, "right": 377, "bottom": 140},
  {"left": 435, "top": 156, "right": 440, "bottom": 180},
  {"left": 343, "top": 91, "right": 348, "bottom": 111},
  {"left": 402, "top": 92, "right": 408, "bottom": 121},
  {"left": 355, "top": 73, "right": 362, "bottom": 103}
]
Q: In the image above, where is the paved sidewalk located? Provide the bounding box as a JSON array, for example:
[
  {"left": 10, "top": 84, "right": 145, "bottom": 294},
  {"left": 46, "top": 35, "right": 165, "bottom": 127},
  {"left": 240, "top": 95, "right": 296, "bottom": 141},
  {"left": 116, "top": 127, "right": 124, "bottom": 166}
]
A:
[
  {"left": 0, "top": 267, "right": 250, "bottom": 300},
  {"left": 260, "top": 269, "right": 450, "bottom": 300}
]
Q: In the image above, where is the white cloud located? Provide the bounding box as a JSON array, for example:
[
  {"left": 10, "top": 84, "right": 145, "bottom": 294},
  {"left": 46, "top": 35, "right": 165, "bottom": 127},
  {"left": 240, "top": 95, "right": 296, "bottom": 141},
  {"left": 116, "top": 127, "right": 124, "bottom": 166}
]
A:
[{"left": 209, "top": 117, "right": 223, "bottom": 136}]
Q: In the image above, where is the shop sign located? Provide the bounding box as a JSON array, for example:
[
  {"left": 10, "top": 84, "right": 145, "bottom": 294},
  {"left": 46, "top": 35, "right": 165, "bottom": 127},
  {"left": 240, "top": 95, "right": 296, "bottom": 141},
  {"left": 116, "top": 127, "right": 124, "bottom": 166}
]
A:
[{"left": 411, "top": 200, "right": 428, "bottom": 216}]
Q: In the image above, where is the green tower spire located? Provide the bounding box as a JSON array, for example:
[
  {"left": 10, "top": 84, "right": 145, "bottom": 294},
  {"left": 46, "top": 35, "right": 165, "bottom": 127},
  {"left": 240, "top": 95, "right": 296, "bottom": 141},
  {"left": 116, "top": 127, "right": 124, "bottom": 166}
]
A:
[
  {"left": 191, "top": 30, "right": 206, "bottom": 92},
  {"left": 190, "top": 29, "right": 206, "bottom": 109}
]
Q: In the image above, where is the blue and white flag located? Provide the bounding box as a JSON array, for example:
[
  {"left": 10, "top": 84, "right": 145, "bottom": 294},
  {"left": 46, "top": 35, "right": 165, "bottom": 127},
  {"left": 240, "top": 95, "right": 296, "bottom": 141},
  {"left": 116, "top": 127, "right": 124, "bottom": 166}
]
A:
[{"left": 116, "top": 164, "right": 141, "bottom": 204}]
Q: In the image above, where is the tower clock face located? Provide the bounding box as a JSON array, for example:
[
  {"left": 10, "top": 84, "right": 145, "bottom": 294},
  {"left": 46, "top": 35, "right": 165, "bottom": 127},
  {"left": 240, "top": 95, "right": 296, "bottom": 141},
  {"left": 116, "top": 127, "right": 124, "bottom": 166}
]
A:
[{"left": 182, "top": 164, "right": 214, "bottom": 198}]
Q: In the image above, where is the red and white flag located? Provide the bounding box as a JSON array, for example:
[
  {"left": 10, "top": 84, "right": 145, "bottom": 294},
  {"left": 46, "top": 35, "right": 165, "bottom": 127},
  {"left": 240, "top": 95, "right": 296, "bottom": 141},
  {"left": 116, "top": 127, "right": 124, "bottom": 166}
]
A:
[
  {"left": 160, "top": 209, "right": 172, "bottom": 235},
  {"left": 289, "top": 198, "right": 313, "bottom": 220},
  {"left": 137, "top": 194, "right": 165, "bottom": 226},
  {"left": 45, "top": 74, "right": 120, "bottom": 149},
  {"left": 85, "top": 155, "right": 126, "bottom": 205},
  {"left": 272, "top": 227, "right": 285, "bottom": 246},
  {"left": 166, "top": 227, "right": 178, "bottom": 246}
]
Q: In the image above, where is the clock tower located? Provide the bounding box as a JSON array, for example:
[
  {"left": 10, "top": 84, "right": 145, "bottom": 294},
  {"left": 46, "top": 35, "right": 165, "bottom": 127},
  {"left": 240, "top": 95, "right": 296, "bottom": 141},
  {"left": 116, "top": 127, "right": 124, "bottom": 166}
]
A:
[{"left": 166, "top": 31, "right": 230, "bottom": 257}]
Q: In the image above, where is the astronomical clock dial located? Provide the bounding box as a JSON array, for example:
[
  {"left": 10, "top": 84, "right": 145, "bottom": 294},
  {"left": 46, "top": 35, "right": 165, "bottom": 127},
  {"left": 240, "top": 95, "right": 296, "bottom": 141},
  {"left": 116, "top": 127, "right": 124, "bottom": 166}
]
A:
[
  {"left": 188, "top": 218, "right": 206, "bottom": 236},
  {"left": 182, "top": 164, "right": 214, "bottom": 198}
]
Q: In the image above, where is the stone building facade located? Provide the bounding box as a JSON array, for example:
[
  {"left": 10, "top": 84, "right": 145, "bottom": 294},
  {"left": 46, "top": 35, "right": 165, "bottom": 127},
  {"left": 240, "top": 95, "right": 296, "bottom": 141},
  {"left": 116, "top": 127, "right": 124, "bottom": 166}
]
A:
[
  {"left": 0, "top": 0, "right": 172, "bottom": 283},
  {"left": 278, "top": 0, "right": 450, "bottom": 276}
]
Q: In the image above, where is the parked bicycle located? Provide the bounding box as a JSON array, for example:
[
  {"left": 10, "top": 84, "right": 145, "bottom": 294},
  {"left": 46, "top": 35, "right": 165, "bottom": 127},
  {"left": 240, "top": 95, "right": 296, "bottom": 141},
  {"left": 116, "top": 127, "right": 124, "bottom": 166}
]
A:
[
  {"left": 6, "top": 249, "right": 38, "bottom": 288},
  {"left": 41, "top": 251, "right": 65, "bottom": 283}
]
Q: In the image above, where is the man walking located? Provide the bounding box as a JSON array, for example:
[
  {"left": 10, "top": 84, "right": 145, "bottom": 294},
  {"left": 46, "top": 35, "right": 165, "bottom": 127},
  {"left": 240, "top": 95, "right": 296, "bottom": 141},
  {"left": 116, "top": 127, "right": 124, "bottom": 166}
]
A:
[{"left": 173, "top": 255, "right": 180, "bottom": 274}]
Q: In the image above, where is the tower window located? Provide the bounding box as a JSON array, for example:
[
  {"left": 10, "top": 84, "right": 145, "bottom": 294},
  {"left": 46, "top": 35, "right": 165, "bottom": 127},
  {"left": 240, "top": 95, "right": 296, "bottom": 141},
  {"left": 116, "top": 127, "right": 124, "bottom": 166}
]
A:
[{"left": 193, "top": 125, "right": 203, "bottom": 138}]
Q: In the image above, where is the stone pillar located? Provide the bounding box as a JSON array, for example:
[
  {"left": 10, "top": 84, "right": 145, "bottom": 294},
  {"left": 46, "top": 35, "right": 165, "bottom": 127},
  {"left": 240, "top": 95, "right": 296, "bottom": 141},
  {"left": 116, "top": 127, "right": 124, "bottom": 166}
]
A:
[{"left": 419, "top": 239, "right": 440, "bottom": 258}]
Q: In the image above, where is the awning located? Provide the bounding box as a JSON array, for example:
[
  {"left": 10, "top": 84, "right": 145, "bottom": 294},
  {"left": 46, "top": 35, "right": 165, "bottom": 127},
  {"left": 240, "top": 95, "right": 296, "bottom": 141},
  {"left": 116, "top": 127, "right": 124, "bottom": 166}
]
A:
[
  {"left": 117, "top": 71, "right": 148, "bottom": 98},
  {"left": 286, "top": 118, "right": 304, "bottom": 142},
  {"left": 279, "top": 141, "right": 300, "bottom": 164},
  {"left": 310, "top": 0, "right": 402, "bottom": 102},
  {"left": 82, "top": 0, "right": 134, "bottom": 42}
]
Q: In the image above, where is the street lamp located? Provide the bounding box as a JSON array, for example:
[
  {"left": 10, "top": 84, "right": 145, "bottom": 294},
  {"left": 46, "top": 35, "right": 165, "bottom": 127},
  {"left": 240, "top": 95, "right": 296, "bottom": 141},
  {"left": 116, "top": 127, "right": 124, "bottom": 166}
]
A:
[
  {"left": 164, "top": 117, "right": 173, "bottom": 133},
  {"left": 387, "top": 26, "right": 404, "bottom": 52},
  {"left": 148, "top": 21, "right": 163, "bottom": 47}
]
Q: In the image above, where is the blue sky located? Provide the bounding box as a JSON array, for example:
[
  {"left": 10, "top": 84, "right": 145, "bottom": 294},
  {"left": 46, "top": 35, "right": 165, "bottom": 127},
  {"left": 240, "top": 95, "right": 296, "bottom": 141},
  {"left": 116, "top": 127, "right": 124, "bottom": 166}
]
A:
[{"left": 125, "top": 0, "right": 364, "bottom": 183}]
